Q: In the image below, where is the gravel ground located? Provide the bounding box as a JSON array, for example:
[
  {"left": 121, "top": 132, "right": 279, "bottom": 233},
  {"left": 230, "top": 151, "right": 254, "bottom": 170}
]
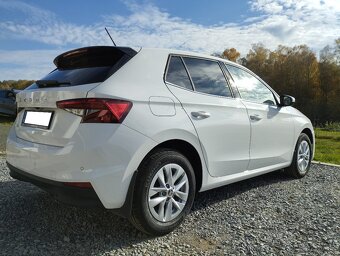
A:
[{"left": 0, "top": 157, "right": 339, "bottom": 255}]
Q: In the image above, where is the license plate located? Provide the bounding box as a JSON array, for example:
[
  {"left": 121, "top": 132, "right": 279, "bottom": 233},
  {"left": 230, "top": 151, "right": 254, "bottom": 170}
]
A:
[{"left": 22, "top": 111, "right": 53, "bottom": 129}]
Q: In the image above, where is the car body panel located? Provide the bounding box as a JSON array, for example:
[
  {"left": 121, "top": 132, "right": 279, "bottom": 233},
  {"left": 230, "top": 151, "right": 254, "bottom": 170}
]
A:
[
  {"left": 15, "top": 83, "right": 100, "bottom": 146},
  {"left": 241, "top": 101, "right": 295, "bottom": 170},
  {"left": 6, "top": 123, "right": 158, "bottom": 209},
  {"left": 166, "top": 85, "right": 251, "bottom": 177}
]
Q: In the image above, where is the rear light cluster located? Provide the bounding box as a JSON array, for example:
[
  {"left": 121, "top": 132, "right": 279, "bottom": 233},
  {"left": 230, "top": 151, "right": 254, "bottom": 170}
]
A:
[{"left": 56, "top": 98, "right": 132, "bottom": 123}]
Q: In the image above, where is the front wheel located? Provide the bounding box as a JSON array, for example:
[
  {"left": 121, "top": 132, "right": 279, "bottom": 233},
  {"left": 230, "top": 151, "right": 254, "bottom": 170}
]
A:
[
  {"left": 130, "top": 149, "right": 196, "bottom": 235},
  {"left": 286, "top": 133, "right": 312, "bottom": 178}
]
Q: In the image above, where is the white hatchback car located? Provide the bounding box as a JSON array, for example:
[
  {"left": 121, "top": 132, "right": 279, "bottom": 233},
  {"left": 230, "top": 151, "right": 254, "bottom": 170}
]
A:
[{"left": 6, "top": 46, "right": 314, "bottom": 235}]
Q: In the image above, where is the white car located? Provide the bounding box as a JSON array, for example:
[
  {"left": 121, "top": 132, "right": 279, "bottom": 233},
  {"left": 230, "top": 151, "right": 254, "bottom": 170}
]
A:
[{"left": 6, "top": 46, "right": 314, "bottom": 235}]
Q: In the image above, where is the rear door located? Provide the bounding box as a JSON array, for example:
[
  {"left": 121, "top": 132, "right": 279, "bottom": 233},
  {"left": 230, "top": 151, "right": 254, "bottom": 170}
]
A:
[
  {"left": 165, "top": 56, "right": 250, "bottom": 177},
  {"left": 15, "top": 46, "right": 137, "bottom": 147},
  {"left": 225, "top": 64, "right": 295, "bottom": 170}
]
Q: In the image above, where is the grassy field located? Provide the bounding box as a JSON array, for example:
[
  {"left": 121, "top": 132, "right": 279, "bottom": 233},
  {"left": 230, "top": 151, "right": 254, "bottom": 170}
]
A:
[
  {"left": 0, "top": 116, "right": 339, "bottom": 164},
  {"left": 314, "top": 128, "right": 340, "bottom": 165}
]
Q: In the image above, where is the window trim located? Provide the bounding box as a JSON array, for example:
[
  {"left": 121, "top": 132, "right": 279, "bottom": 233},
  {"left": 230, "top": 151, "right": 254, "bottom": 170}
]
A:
[
  {"left": 219, "top": 61, "right": 241, "bottom": 98},
  {"left": 164, "top": 54, "right": 235, "bottom": 99},
  {"left": 180, "top": 56, "right": 196, "bottom": 91},
  {"left": 224, "top": 62, "right": 280, "bottom": 106}
]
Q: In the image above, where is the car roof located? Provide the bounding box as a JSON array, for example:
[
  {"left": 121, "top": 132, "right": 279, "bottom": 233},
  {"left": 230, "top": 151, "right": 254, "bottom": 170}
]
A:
[
  {"left": 137, "top": 47, "right": 280, "bottom": 99},
  {"left": 139, "top": 47, "right": 243, "bottom": 68}
]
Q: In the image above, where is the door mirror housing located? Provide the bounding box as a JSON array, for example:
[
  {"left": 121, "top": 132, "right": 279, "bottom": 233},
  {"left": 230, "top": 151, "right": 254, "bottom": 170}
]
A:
[{"left": 280, "top": 95, "right": 295, "bottom": 107}]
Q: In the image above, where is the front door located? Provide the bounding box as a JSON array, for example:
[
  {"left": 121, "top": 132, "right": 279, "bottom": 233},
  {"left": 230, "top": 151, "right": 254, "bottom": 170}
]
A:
[{"left": 226, "top": 64, "right": 295, "bottom": 170}]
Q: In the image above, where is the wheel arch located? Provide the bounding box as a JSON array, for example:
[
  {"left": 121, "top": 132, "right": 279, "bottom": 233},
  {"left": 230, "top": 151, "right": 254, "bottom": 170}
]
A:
[
  {"left": 301, "top": 128, "right": 314, "bottom": 145},
  {"left": 138, "top": 139, "right": 203, "bottom": 192},
  {"left": 300, "top": 127, "right": 315, "bottom": 159}
]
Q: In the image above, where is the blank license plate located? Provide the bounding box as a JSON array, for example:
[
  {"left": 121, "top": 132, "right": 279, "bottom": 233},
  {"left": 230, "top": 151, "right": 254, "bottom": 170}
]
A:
[{"left": 22, "top": 111, "right": 53, "bottom": 129}]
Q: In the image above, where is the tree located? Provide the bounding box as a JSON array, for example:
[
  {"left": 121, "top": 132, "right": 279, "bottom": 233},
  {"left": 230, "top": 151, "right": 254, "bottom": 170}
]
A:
[
  {"left": 221, "top": 48, "right": 240, "bottom": 62},
  {"left": 319, "top": 40, "right": 340, "bottom": 122},
  {"left": 245, "top": 44, "right": 271, "bottom": 82},
  {"left": 244, "top": 44, "right": 322, "bottom": 123}
]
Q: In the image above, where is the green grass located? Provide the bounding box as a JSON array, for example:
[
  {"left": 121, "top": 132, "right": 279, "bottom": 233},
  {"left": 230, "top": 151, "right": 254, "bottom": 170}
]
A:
[
  {"left": 0, "top": 116, "right": 339, "bottom": 164},
  {"left": 314, "top": 128, "right": 340, "bottom": 165}
]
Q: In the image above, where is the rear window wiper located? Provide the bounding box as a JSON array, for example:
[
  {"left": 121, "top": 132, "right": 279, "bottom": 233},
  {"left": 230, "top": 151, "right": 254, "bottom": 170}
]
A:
[{"left": 36, "top": 80, "right": 71, "bottom": 88}]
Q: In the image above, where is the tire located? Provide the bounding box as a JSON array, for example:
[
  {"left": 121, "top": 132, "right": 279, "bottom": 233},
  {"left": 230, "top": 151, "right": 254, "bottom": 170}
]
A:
[
  {"left": 130, "top": 149, "right": 196, "bottom": 236},
  {"left": 286, "top": 133, "right": 312, "bottom": 178}
]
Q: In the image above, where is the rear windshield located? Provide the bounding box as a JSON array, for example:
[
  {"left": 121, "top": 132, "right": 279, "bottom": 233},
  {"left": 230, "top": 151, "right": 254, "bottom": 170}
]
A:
[{"left": 27, "top": 46, "right": 137, "bottom": 89}]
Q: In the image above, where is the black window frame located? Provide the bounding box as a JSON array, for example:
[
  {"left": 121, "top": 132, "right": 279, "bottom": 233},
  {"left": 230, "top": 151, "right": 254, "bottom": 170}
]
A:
[{"left": 164, "top": 54, "right": 235, "bottom": 99}]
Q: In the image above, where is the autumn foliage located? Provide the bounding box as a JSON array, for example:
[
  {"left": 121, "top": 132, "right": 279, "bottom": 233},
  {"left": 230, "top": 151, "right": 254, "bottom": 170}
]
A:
[{"left": 0, "top": 80, "right": 34, "bottom": 90}]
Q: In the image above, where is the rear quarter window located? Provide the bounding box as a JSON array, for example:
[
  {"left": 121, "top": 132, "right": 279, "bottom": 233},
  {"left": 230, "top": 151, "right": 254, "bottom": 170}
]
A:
[{"left": 165, "top": 56, "right": 193, "bottom": 90}]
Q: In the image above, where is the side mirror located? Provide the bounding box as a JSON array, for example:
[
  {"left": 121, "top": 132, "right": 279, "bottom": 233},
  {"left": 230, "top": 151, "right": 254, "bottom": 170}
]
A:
[
  {"left": 7, "top": 92, "right": 15, "bottom": 98},
  {"left": 280, "top": 95, "right": 295, "bottom": 107}
]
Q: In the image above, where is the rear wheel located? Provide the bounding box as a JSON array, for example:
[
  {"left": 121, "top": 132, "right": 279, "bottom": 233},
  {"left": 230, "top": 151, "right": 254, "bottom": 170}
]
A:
[
  {"left": 130, "top": 149, "right": 196, "bottom": 236},
  {"left": 286, "top": 133, "right": 312, "bottom": 178}
]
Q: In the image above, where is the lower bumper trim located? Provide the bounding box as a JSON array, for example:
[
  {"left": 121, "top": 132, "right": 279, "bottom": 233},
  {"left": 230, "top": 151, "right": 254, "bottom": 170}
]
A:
[{"left": 7, "top": 162, "right": 103, "bottom": 208}]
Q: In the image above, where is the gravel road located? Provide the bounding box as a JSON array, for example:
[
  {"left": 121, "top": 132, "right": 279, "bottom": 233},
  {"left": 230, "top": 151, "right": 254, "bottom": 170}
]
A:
[{"left": 0, "top": 157, "right": 339, "bottom": 255}]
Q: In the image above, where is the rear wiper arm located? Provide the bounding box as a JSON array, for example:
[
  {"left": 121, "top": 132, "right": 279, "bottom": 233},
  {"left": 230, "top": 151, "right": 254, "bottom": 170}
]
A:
[{"left": 36, "top": 80, "right": 71, "bottom": 88}]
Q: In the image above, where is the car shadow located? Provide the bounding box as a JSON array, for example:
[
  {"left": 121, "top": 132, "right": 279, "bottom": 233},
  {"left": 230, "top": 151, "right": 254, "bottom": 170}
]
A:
[
  {"left": 0, "top": 169, "right": 294, "bottom": 255},
  {"left": 192, "top": 169, "right": 294, "bottom": 212}
]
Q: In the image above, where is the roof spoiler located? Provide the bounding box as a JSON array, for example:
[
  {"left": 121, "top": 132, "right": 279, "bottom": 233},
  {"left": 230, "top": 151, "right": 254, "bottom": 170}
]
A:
[{"left": 53, "top": 46, "right": 137, "bottom": 69}]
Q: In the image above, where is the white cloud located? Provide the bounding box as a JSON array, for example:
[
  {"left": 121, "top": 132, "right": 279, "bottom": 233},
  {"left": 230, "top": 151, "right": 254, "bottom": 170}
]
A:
[
  {"left": 0, "top": 50, "right": 62, "bottom": 80},
  {"left": 0, "top": 0, "right": 339, "bottom": 80}
]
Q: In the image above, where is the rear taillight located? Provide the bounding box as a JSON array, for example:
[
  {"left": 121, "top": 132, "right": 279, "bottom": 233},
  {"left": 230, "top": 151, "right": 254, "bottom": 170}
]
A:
[{"left": 56, "top": 98, "right": 132, "bottom": 123}]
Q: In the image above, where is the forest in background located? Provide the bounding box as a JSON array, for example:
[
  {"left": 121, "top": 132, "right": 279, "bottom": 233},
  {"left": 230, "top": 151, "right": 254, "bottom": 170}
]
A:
[
  {"left": 0, "top": 39, "right": 339, "bottom": 124},
  {"left": 217, "top": 39, "right": 340, "bottom": 124}
]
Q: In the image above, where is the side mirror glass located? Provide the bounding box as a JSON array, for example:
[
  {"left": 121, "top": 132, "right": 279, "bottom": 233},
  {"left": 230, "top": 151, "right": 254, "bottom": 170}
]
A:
[{"left": 280, "top": 95, "right": 295, "bottom": 107}]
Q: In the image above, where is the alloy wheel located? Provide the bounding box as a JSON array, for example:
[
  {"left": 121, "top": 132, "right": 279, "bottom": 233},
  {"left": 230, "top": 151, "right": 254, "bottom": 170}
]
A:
[
  {"left": 148, "top": 163, "right": 189, "bottom": 222},
  {"left": 297, "top": 140, "right": 310, "bottom": 174}
]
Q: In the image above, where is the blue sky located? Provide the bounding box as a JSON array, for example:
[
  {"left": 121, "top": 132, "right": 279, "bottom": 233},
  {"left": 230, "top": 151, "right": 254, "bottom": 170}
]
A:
[{"left": 0, "top": 0, "right": 339, "bottom": 80}]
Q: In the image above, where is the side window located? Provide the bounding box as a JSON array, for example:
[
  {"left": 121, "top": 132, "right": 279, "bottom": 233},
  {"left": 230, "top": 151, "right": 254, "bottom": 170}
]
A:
[
  {"left": 183, "top": 57, "right": 232, "bottom": 97},
  {"left": 226, "top": 65, "right": 276, "bottom": 105},
  {"left": 0, "top": 91, "right": 6, "bottom": 98},
  {"left": 165, "top": 56, "right": 193, "bottom": 90}
]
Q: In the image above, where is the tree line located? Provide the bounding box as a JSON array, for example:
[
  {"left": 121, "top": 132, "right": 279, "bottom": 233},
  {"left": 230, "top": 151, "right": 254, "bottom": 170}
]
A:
[
  {"left": 0, "top": 80, "right": 34, "bottom": 90},
  {"left": 218, "top": 39, "right": 340, "bottom": 124}
]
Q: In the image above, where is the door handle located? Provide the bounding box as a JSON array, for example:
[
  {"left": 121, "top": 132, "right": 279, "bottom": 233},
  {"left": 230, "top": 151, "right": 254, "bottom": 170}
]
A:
[
  {"left": 250, "top": 114, "right": 262, "bottom": 121},
  {"left": 191, "top": 111, "right": 211, "bottom": 119}
]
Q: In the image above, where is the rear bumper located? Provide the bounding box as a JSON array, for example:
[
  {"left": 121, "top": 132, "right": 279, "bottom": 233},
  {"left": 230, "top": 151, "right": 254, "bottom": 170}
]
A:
[
  {"left": 8, "top": 162, "right": 102, "bottom": 207},
  {"left": 6, "top": 124, "right": 157, "bottom": 209}
]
